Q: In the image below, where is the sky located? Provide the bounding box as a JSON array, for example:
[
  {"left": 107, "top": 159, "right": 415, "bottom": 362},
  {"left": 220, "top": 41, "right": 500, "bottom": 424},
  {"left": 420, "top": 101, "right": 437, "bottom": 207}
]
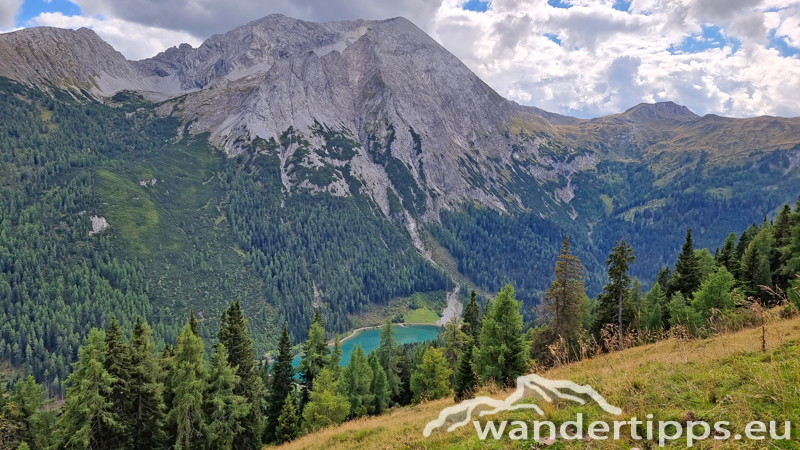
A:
[{"left": 1, "top": 0, "right": 799, "bottom": 118}]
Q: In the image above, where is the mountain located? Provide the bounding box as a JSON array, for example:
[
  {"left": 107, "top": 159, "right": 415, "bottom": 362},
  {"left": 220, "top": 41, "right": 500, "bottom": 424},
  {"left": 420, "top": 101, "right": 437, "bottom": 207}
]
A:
[{"left": 1, "top": 15, "right": 799, "bottom": 386}]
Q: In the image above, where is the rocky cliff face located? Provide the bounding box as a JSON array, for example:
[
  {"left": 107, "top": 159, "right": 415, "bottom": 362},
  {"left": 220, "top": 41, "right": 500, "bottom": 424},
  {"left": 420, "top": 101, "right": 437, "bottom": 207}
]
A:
[{"left": 2, "top": 15, "right": 800, "bottom": 232}]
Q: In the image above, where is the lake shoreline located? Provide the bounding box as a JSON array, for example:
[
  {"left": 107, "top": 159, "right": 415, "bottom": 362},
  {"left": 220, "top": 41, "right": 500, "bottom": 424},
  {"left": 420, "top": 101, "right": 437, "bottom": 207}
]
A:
[{"left": 332, "top": 322, "right": 440, "bottom": 345}]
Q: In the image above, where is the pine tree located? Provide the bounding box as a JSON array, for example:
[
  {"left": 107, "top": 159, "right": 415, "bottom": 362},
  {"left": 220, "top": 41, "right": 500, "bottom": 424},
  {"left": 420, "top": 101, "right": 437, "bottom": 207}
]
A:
[
  {"left": 302, "top": 368, "right": 349, "bottom": 432},
  {"left": 367, "top": 352, "right": 391, "bottom": 414},
  {"left": 205, "top": 343, "right": 249, "bottom": 450},
  {"left": 103, "top": 317, "right": 132, "bottom": 449},
  {"left": 375, "top": 321, "right": 401, "bottom": 400},
  {"left": 341, "top": 345, "right": 373, "bottom": 418},
  {"left": 265, "top": 327, "right": 294, "bottom": 443},
  {"left": 594, "top": 239, "right": 636, "bottom": 349},
  {"left": 53, "top": 329, "right": 122, "bottom": 450},
  {"left": 670, "top": 230, "right": 701, "bottom": 298},
  {"left": 772, "top": 204, "right": 793, "bottom": 290},
  {"left": 462, "top": 290, "right": 482, "bottom": 343},
  {"left": 541, "top": 236, "right": 587, "bottom": 341},
  {"left": 453, "top": 345, "right": 477, "bottom": 402},
  {"left": 410, "top": 347, "right": 452, "bottom": 402},
  {"left": 129, "top": 317, "right": 166, "bottom": 450},
  {"left": 167, "top": 324, "right": 206, "bottom": 450},
  {"left": 474, "top": 285, "right": 528, "bottom": 386},
  {"left": 216, "top": 301, "right": 262, "bottom": 450},
  {"left": 274, "top": 395, "right": 298, "bottom": 444}
]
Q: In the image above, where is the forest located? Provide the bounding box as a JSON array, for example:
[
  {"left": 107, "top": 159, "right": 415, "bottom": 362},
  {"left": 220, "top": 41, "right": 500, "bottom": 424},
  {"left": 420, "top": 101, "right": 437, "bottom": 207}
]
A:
[
  {"left": 1, "top": 73, "right": 799, "bottom": 417},
  {"left": 1, "top": 195, "right": 798, "bottom": 449}
]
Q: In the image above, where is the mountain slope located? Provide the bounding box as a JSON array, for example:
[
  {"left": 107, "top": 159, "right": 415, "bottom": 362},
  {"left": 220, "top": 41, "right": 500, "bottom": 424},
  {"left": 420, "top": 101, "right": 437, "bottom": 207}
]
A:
[
  {"left": 277, "top": 316, "right": 800, "bottom": 449},
  {"left": 1, "top": 15, "right": 800, "bottom": 372}
]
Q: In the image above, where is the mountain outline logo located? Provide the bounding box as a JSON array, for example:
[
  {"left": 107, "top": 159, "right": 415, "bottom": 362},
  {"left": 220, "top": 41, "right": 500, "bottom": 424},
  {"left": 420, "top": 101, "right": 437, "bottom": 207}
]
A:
[{"left": 423, "top": 373, "right": 623, "bottom": 437}]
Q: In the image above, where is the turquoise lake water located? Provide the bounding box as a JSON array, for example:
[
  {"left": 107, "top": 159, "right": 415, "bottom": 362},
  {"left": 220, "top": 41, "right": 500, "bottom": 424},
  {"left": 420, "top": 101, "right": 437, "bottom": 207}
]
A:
[{"left": 292, "top": 324, "right": 440, "bottom": 367}]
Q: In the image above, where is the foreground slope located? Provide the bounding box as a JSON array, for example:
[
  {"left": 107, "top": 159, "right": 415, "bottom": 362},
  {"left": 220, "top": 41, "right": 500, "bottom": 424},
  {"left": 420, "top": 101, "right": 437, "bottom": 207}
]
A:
[{"left": 278, "top": 317, "right": 800, "bottom": 449}]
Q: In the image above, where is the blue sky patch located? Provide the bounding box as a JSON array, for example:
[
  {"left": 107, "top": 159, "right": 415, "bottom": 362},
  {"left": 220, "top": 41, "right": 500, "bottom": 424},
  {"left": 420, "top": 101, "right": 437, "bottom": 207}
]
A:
[
  {"left": 16, "top": 0, "right": 81, "bottom": 26},
  {"left": 545, "top": 33, "right": 562, "bottom": 45},
  {"left": 669, "top": 25, "right": 740, "bottom": 55},
  {"left": 462, "top": 0, "right": 490, "bottom": 12},
  {"left": 767, "top": 30, "right": 800, "bottom": 57},
  {"left": 613, "top": 0, "right": 632, "bottom": 12},
  {"left": 547, "top": 0, "right": 572, "bottom": 9}
]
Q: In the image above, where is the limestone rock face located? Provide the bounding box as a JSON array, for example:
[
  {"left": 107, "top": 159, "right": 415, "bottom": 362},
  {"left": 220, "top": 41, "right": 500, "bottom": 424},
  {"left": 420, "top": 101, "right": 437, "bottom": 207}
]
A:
[
  {"left": 7, "top": 14, "right": 795, "bottom": 230},
  {"left": 0, "top": 27, "right": 155, "bottom": 96}
]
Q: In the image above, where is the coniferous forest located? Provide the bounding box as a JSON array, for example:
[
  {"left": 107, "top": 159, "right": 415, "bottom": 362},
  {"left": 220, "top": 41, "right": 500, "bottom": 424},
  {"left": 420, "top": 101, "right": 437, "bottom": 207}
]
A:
[
  {"left": 1, "top": 73, "right": 800, "bottom": 448},
  {"left": 2, "top": 197, "right": 799, "bottom": 449}
]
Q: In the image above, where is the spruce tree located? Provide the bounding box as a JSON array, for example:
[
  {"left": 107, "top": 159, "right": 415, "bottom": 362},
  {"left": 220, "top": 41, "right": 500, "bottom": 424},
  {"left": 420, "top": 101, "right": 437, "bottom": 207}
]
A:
[
  {"left": 298, "top": 317, "right": 330, "bottom": 410},
  {"left": 274, "top": 395, "right": 298, "bottom": 444},
  {"left": 715, "top": 233, "right": 739, "bottom": 277},
  {"left": 265, "top": 327, "right": 294, "bottom": 443},
  {"left": 542, "top": 236, "right": 587, "bottom": 341},
  {"left": 341, "top": 345, "right": 373, "bottom": 418},
  {"left": 670, "top": 230, "right": 701, "bottom": 298},
  {"left": 129, "top": 317, "right": 166, "bottom": 450},
  {"left": 474, "top": 285, "right": 528, "bottom": 387},
  {"left": 205, "top": 343, "right": 249, "bottom": 450},
  {"left": 367, "top": 352, "right": 391, "bottom": 414},
  {"left": 462, "top": 290, "right": 482, "bottom": 343},
  {"left": 103, "top": 317, "right": 132, "bottom": 449},
  {"left": 740, "top": 228, "right": 774, "bottom": 299},
  {"left": 410, "top": 347, "right": 452, "bottom": 402},
  {"left": 453, "top": 345, "right": 477, "bottom": 402},
  {"left": 302, "top": 368, "right": 349, "bottom": 432},
  {"left": 329, "top": 334, "right": 343, "bottom": 376},
  {"left": 394, "top": 347, "right": 413, "bottom": 406},
  {"left": 167, "top": 324, "right": 206, "bottom": 450},
  {"left": 440, "top": 319, "right": 469, "bottom": 371},
  {"left": 53, "top": 329, "right": 121, "bottom": 450},
  {"left": 216, "top": 301, "right": 262, "bottom": 450},
  {"left": 594, "top": 240, "right": 636, "bottom": 347},
  {"left": 375, "top": 320, "right": 401, "bottom": 400},
  {"left": 188, "top": 309, "right": 199, "bottom": 337}
]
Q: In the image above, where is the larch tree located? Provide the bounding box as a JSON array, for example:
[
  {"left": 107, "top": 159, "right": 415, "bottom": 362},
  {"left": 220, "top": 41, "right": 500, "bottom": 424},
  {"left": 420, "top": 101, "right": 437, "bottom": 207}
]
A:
[
  {"left": 302, "top": 367, "right": 349, "bottom": 432},
  {"left": 410, "top": 347, "right": 452, "bottom": 402},
  {"left": 341, "top": 345, "right": 373, "bottom": 418}
]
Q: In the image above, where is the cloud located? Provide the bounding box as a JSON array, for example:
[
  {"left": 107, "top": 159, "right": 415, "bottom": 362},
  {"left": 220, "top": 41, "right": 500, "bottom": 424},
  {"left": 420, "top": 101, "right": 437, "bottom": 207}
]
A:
[
  {"left": 0, "top": 0, "right": 22, "bottom": 29},
  {"left": 70, "top": 0, "right": 442, "bottom": 37},
  {"left": 27, "top": 12, "right": 202, "bottom": 60},
  {"left": 8, "top": 0, "right": 800, "bottom": 117}
]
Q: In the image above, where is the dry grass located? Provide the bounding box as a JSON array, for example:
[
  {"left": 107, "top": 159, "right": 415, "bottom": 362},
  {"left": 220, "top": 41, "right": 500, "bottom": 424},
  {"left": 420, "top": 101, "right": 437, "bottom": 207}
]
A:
[{"left": 276, "top": 317, "right": 800, "bottom": 450}]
